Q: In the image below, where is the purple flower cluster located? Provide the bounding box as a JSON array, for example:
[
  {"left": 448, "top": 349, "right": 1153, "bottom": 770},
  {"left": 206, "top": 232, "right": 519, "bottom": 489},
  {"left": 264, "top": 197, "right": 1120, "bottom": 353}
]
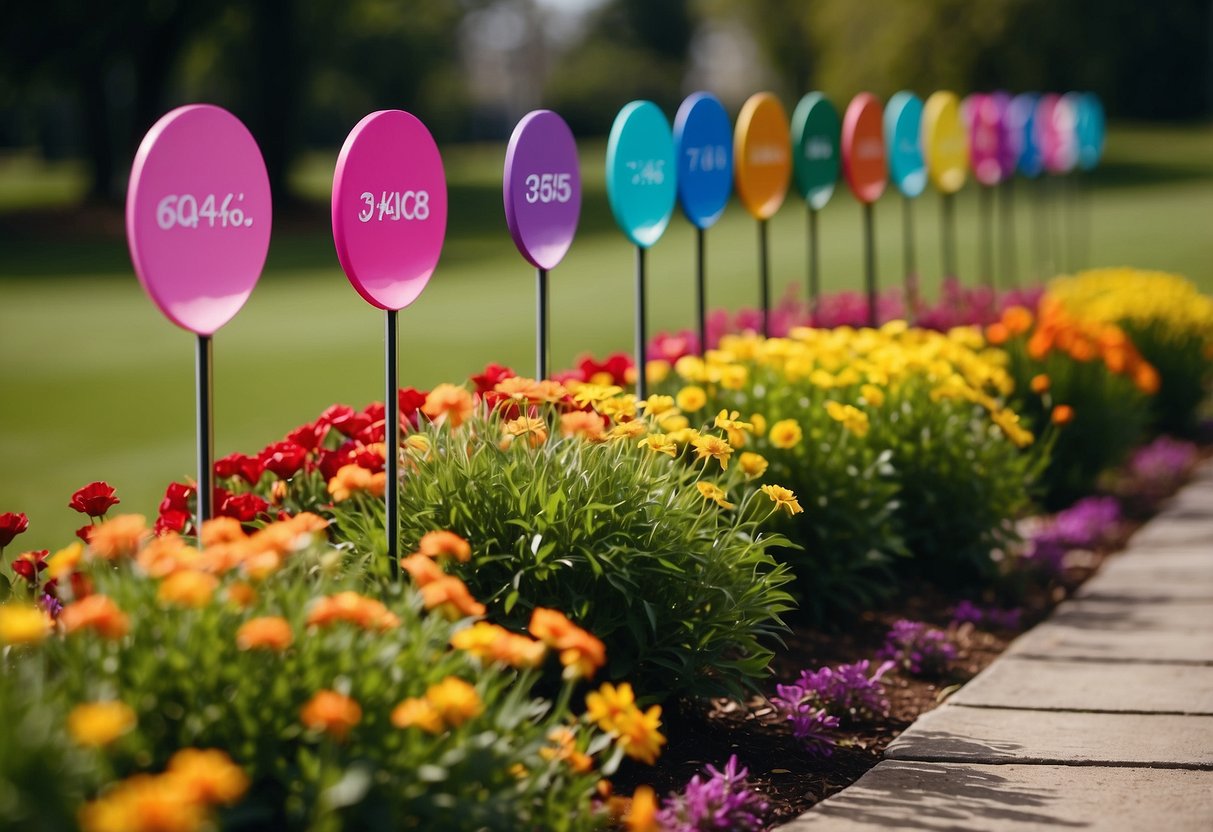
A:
[
  {"left": 1025, "top": 496, "right": 1122, "bottom": 574},
  {"left": 950, "top": 600, "right": 1022, "bottom": 630},
  {"left": 657, "top": 755, "right": 770, "bottom": 832},
  {"left": 878, "top": 619, "right": 958, "bottom": 677},
  {"left": 1120, "top": 436, "right": 1198, "bottom": 508},
  {"left": 774, "top": 660, "right": 894, "bottom": 724},
  {"left": 914, "top": 278, "right": 1045, "bottom": 331}
]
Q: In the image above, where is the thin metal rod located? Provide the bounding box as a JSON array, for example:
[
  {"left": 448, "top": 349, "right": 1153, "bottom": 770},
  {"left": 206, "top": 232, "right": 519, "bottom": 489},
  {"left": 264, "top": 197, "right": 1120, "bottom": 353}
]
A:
[
  {"left": 1000, "top": 178, "right": 1019, "bottom": 288},
  {"left": 195, "top": 334, "right": 213, "bottom": 532},
  {"left": 807, "top": 206, "right": 821, "bottom": 324},
  {"left": 634, "top": 245, "right": 648, "bottom": 401},
  {"left": 979, "top": 185, "right": 994, "bottom": 289},
  {"left": 941, "top": 191, "right": 957, "bottom": 281},
  {"left": 695, "top": 227, "right": 707, "bottom": 355},
  {"left": 536, "top": 267, "right": 549, "bottom": 379},
  {"left": 1031, "top": 177, "right": 1049, "bottom": 281},
  {"left": 758, "top": 219, "right": 770, "bottom": 337},
  {"left": 385, "top": 309, "right": 400, "bottom": 577},
  {"left": 901, "top": 195, "right": 918, "bottom": 318},
  {"left": 863, "top": 202, "right": 877, "bottom": 327}
]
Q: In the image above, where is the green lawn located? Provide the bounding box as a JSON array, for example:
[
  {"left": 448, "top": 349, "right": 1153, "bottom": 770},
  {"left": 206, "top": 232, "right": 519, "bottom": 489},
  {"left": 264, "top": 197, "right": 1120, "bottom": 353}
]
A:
[{"left": 2, "top": 122, "right": 1211, "bottom": 544}]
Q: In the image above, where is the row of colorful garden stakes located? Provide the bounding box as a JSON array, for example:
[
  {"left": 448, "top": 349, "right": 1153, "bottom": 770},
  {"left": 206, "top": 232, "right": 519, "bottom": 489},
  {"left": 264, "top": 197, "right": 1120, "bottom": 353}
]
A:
[{"left": 125, "top": 90, "right": 1103, "bottom": 565}]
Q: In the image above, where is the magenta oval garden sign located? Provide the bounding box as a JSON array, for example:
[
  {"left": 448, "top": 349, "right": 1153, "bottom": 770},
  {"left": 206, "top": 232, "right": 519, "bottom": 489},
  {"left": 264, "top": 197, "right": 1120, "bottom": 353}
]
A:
[
  {"left": 504, "top": 110, "right": 581, "bottom": 270},
  {"left": 332, "top": 110, "right": 448, "bottom": 310},
  {"left": 126, "top": 104, "right": 272, "bottom": 335}
]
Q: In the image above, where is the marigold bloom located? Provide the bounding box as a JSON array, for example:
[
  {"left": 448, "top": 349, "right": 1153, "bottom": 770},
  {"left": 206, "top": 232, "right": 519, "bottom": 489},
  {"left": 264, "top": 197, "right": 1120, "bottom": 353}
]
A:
[
  {"left": 327, "top": 464, "right": 386, "bottom": 502},
  {"left": 658, "top": 413, "right": 690, "bottom": 433},
  {"left": 585, "top": 682, "right": 637, "bottom": 734},
  {"left": 400, "top": 553, "right": 445, "bottom": 587},
  {"left": 1134, "top": 363, "right": 1161, "bottom": 395},
  {"left": 560, "top": 410, "right": 607, "bottom": 441},
  {"left": 614, "top": 704, "right": 666, "bottom": 765},
  {"left": 450, "top": 621, "right": 547, "bottom": 668},
  {"left": 61, "top": 595, "right": 130, "bottom": 639},
  {"left": 136, "top": 534, "right": 198, "bottom": 579},
  {"left": 494, "top": 376, "right": 542, "bottom": 401},
  {"left": 714, "top": 409, "right": 753, "bottom": 434},
  {"left": 0, "top": 512, "right": 30, "bottom": 549},
  {"left": 860, "top": 383, "right": 886, "bottom": 407},
  {"left": 1052, "top": 404, "right": 1075, "bottom": 426},
  {"left": 200, "top": 517, "right": 246, "bottom": 547},
  {"left": 425, "top": 677, "right": 483, "bottom": 728},
  {"left": 691, "top": 434, "right": 733, "bottom": 471},
  {"left": 68, "top": 701, "right": 136, "bottom": 747},
  {"left": 761, "top": 484, "right": 804, "bottom": 516},
  {"left": 166, "top": 748, "right": 249, "bottom": 806},
  {"left": 224, "top": 581, "right": 257, "bottom": 609},
  {"left": 609, "top": 421, "right": 647, "bottom": 441},
  {"left": 0, "top": 604, "right": 53, "bottom": 645},
  {"left": 768, "top": 419, "right": 803, "bottom": 449},
  {"left": 991, "top": 408, "right": 1035, "bottom": 448},
  {"left": 502, "top": 416, "right": 548, "bottom": 448},
  {"left": 416, "top": 530, "right": 472, "bottom": 562},
  {"left": 391, "top": 697, "right": 444, "bottom": 733},
  {"left": 638, "top": 433, "right": 678, "bottom": 457},
  {"left": 529, "top": 607, "right": 606, "bottom": 679},
  {"left": 571, "top": 383, "right": 623, "bottom": 407},
  {"left": 695, "top": 482, "right": 735, "bottom": 510},
  {"left": 625, "top": 785, "right": 661, "bottom": 832},
  {"left": 156, "top": 571, "right": 218, "bottom": 609},
  {"left": 78, "top": 773, "right": 204, "bottom": 832},
  {"left": 540, "top": 727, "right": 594, "bottom": 774},
  {"left": 985, "top": 322, "right": 1010, "bottom": 345},
  {"left": 675, "top": 386, "right": 707, "bottom": 413},
  {"left": 68, "top": 482, "right": 121, "bottom": 518},
  {"left": 422, "top": 383, "right": 475, "bottom": 428},
  {"left": 749, "top": 413, "right": 767, "bottom": 437},
  {"left": 88, "top": 514, "right": 149, "bottom": 560},
  {"left": 420, "top": 576, "right": 486, "bottom": 619},
  {"left": 300, "top": 691, "right": 362, "bottom": 741},
  {"left": 639, "top": 394, "right": 677, "bottom": 417},
  {"left": 1001, "top": 305, "right": 1034, "bottom": 335},
  {"left": 1030, "top": 374, "right": 1051, "bottom": 394},
  {"left": 738, "top": 452, "right": 769, "bottom": 480},
  {"left": 824, "top": 401, "right": 871, "bottom": 438},
  {"left": 307, "top": 591, "right": 399, "bottom": 632},
  {"left": 236, "top": 616, "right": 294, "bottom": 651}
]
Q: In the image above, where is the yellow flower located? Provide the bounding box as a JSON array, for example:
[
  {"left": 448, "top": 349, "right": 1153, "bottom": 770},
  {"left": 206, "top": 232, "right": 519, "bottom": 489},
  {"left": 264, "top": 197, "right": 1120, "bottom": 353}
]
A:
[
  {"left": 46, "top": 541, "right": 84, "bottom": 580},
  {"left": 540, "top": 727, "right": 594, "bottom": 774},
  {"left": 714, "top": 409, "right": 753, "bottom": 433},
  {"left": 167, "top": 748, "right": 249, "bottom": 806},
  {"left": 824, "top": 401, "right": 870, "bottom": 438},
  {"left": 691, "top": 433, "right": 733, "bottom": 470},
  {"left": 502, "top": 416, "right": 548, "bottom": 448},
  {"left": 391, "top": 697, "right": 444, "bottom": 733},
  {"left": 719, "top": 365, "right": 748, "bottom": 390},
  {"left": 609, "top": 421, "right": 647, "bottom": 441},
  {"left": 405, "top": 434, "right": 432, "bottom": 456},
  {"left": 991, "top": 408, "right": 1035, "bottom": 448},
  {"left": 665, "top": 427, "right": 701, "bottom": 447},
  {"left": 860, "top": 384, "right": 886, "bottom": 407},
  {"left": 68, "top": 701, "right": 136, "bottom": 747},
  {"left": 0, "top": 604, "right": 53, "bottom": 646},
  {"left": 768, "top": 419, "right": 803, "bottom": 449},
  {"left": 749, "top": 413, "right": 767, "bottom": 437},
  {"left": 658, "top": 413, "right": 690, "bottom": 432},
  {"left": 638, "top": 433, "right": 678, "bottom": 457},
  {"left": 639, "top": 395, "right": 677, "bottom": 417},
  {"left": 572, "top": 383, "right": 623, "bottom": 407},
  {"left": 695, "top": 481, "right": 735, "bottom": 510},
  {"left": 450, "top": 621, "right": 547, "bottom": 669},
  {"left": 673, "top": 355, "right": 706, "bottom": 382},
  {"left": 739, "top": 452, "right": 769, "bottom": 479},
  {"left": 646, "top": 360, "right": 671, "bottom": 384},
  {"left": 585, "top": 682, "right": 637, "bottom": 734},
  {"left": 598, "top": 395, "right": 638, "bottom": 421},
  {"left": 425, "top": 677, "right": 483, "bottom": 728},
  {"left": 675, "top": 385, "right": 707, "bottom": 413},
  {"left": 614, "top": 702, "right": 666, "bottom": 765},
  {"left": 626, "top": 785, "right": 661, "bottom": 832},
  {"left": 761, "top": 484, "right": 804, "bottom": 516}
]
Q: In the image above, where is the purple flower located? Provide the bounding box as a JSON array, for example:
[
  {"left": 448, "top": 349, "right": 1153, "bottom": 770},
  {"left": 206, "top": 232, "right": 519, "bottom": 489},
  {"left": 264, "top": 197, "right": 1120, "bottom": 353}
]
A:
[
  {"left": 878, "top": 619, "right": 957, "bottom": 677},
  {"left": 774, "top": 660, "right": 894, "bottom": 725},
  {"left": 1122, "top": 436, "right": 1198, "bottom": 507},
  {"left": 39, "top": 593, "right": 63, "bottom": 619},
  {"left": 951, "top": 600, "right": 985, "bottom": 625},
  {"left": 657, "top": 755, "right": 770, "bottom": 832}
]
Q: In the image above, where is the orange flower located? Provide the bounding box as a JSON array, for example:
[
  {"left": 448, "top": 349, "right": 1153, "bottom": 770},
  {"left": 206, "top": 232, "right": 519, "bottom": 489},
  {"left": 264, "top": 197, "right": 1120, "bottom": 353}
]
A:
[
  {"left": 1029, "top": 374, "right": 1051, "bottom": 394},
  {"left": 502, "top": 416, "right": 548, "bottom": 448},
  {"left": 420, "top": 576, "right": 486, "bottom": 619},
  {"left": 300, "top": 690, "right": 361, "bottom": 740},
  {"left": 306, "top": 591, "right": 399, "bottom": 632},
  {"left": 136, "top": 533, "right": 197, "bottom": 578},
  {"left": 540, "top": 727, "right": 594, "bottom": 774},
  {"left": 416, "top": 530, "right": 472, "bottom": 562},
  {"left": 200, "top": 517, "right": 246, "bottom": 547},
  {"left": 424, "top": 677, "right": 483, "bottom": 728},
  {"left": 422, "top": 383, "right": 475, "bottom": 428},
  {"left": 327, "top": 464, "right": 386, "bottom": 502},
  {"left": 560, "top": 410, "right": 606, "bottom": 441},
  {"left": 224, "top": 581, "right": 257, "bottom": 609},
  {"left": 78, "top": 772, "right": 203, "bottom": 832},
  {"left": 450, "top": 621, "right": 547, "bottom": 669},
  {"left": 236, "top": 616, "right": 294, "bottom": 651},
  {"left": 984, "top": 322, "right": 1009, "bottom": 346},
  {"left": 528, "top": 607, "right": 606, "bottom": 679},
  {"left": 494, "top": 376, "right": 542, "bottom": 401},
  {"left": 625, "top": 785, "right": 661, "bottom": 831},
  {"left": 1051, "top": 404, "right": 1075, "bottom": 426},
  {"left": 67, "top": 701, "right": 136, "bottom": 747},
  {"left": 400, "top": 553, "right": 445, "bottom": 587},
  {"left": 1026, "top": 330, "right": 1053, "bottom": 360},
  {"left": 1134, "top": 362, "right": 1161, "bottom": 395},
  {"left": 166, "top": 748, "right": 249, "bottom": 806},
  {"left": 157, "top": 571, "right": 219, "bottom": 608},
  {"left": 88, "top": 514, "right": 149, "bottom": 560},
  {"left": 1001, "top": 305, "right": 1033, "bottom": 335},
  {"left": 390, "top": 697, "right": 443, "bottom": 733},
  {"left": 61, "top": 595, "right": 130, "bottom": 639}
]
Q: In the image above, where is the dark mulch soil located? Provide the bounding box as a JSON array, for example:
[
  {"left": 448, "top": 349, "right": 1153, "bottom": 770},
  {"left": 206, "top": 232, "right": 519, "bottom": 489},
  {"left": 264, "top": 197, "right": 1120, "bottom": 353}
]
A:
[{"left": 609, "top": 537, "right": 1130, "bottom": 829}]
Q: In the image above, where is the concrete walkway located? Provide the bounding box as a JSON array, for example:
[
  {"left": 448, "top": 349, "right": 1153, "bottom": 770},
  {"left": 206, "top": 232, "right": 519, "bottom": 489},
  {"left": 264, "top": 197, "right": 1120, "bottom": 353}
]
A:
[{"left": 779, "top": 460, "right": 1213, "bottom": 831}]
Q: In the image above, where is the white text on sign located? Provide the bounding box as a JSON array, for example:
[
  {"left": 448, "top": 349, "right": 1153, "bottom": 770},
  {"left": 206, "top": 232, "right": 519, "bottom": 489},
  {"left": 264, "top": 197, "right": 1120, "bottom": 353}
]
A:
[
  {"left": 626, "top": 159, "right": 666, "bottom": 185},
  {"left": 804, "top": 139, "right": 834, "bottom": 161},
  {"left": 524, "top": 173, "right": 573, "bottom": 204},
  {"left": 685, "top": 145, "right": 728, "bottom": 173},
  {"left": 358, "top": 191, "right": 431, "bottom": 222},
  {"left": 156, "top": 193, "right": 254, "bottom": 230}
]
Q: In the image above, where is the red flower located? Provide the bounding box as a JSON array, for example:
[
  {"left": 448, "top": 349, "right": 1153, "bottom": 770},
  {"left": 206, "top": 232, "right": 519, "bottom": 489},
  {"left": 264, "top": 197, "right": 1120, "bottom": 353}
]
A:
[
  {"left": 154, "top": 510, "right": 190, "bottom": 537},
  {"left": 159, "top": 482, "right": 195, "bottom": 513},
  {"left": 260, "top": 440, "right": 308, "bottom": 480},
  {"left": 398, "top": 388, "right": 429, "bottom": 430},
  {"left": 577, "top": 353, "right": 633, "bottom": 385},
  {"left": 363, "top": 402, "right": 386, "bottom": 423},
  {"left": 321, "top": 404, "right": 373, "bottom": 439},
  {"left": 215, "top": 453, "right": 264, "bottom": 485},
  {"left": 68, "top": 482, "right": 120, "bottom": 518},
  {"left": 219, "top": 492, "right": 269, "bottom": 523},
  {"left": 12, "top": 550, "right": 48, "bottom": 583},
  {"left": 471, "top": 363, "right": 516, "bottom": 394},
  {"left": 480, "top": 392, "right": 521, "bottom": 421},
  {"left": 355, "top": 423, "right": 386, "bottom": 445},
  {"left": 0, "top": 512, "right": 29, "bottom": 548},
  {"left": 354, "top": 445, "right": 385, "bottom": 473},
  {"left": 286, "top": 421, "right": 329, "bottom": 452},
  {"left": 75, "top": 525, "right": 94, "bottom": 544}
]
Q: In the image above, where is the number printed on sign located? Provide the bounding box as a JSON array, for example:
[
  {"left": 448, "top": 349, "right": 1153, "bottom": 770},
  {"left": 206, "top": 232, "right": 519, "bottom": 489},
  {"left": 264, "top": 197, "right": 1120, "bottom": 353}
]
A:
[
  {"left": 357, "top": 190, "right": 431, "bottom": 222},
  {"left": 626, "top": 159, "right": 666, "bottom": 185},
  {"left": 685, "top": 145, "right": 727, "bottom": 172},
  {"left": 156, "top": 193, "right": 253, "bottom": 230},
  {"left": 524, "top": 173, "right": 573, "bottom": 204}
]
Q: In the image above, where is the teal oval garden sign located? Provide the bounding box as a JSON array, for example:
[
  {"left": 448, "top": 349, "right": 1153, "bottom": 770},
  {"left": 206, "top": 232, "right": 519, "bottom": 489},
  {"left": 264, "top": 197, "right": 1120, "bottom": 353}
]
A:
[
  {"left": 606, "top": 101, "right": 677, "bottom": 248},
  {"left": 883, "top": 91, "right": 926, "bottom": 198}
]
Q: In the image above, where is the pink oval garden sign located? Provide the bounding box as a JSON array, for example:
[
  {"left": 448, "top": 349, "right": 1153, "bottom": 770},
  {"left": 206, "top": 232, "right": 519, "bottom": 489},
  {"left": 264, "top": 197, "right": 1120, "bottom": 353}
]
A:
[
  {"left": 332, "top": 110, "right": 449, "bottom": 310},
  {"left": 126, "top": 104, "right": 272, "bottom": 335}
]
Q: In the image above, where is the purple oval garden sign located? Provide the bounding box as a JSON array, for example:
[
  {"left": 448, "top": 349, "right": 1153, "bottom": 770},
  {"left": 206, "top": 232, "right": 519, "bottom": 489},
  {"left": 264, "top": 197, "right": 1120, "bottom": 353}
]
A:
[
  {"left": 504, "top": 110, "right": 581, "bottom": 270},
  {"left": 126, "top": 104, "right": 272, "bottom": 335},
  {"left": 332, "top": 110, "right": 449, "bottom": 310}
]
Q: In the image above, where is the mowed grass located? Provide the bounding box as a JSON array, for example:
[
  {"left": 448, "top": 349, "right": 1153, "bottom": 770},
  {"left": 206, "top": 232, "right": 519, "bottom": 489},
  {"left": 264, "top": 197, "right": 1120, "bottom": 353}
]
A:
[{"left": 1, "top": 122, "right": 1211, "bottom": 543}]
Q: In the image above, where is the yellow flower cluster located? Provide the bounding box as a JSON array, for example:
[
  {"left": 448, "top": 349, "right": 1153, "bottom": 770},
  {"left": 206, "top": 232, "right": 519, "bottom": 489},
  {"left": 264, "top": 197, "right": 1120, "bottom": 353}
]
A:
[
  {"left": 1046, "top": 268, "right": 1213, "bottom": 348},
  {"left": 584, "top": 682, "right": 666, "bottom": 765}
]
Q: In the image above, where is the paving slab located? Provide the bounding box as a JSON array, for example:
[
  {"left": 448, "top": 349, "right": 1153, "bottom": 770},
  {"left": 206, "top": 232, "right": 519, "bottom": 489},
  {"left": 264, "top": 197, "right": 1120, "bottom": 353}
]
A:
[
  {"left": 1155, "top": 482, "right": 1213, "bottom": 520},
  {"left": 884, "top": 705, "right": 1213, "bottom": 766},
  {"left": 1007, "top": 621, "right": 1213, "bottom": 663},
  {"left": 1075, "top": 564, "right": 1213, "bottom": 601},
  {"left": 1126, "top": 517, "right": 1213, "bottom": 548},
  {"left": 1047, "top": 597, "right": 1213, "bottom": 632},
  {"left": 778, "top": 761, "right": 1213, "bottom": 831},
  {"left": 948, "top": 657, "right": 1213, "bottom": 714},
  {"left": 1097, "top": 548, "right": 1213, "bottom": 574}
]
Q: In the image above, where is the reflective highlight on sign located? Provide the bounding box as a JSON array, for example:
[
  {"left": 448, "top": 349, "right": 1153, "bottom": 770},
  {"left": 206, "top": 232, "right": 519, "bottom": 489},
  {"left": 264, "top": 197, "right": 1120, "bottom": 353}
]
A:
[
  {"left": 734, "top": 92, "right": 792, "bottom": 220},
  {"left": 1075, "top": 93, "right": 1106, "bottom": 172},
  {"left": 841, "top": 92, "right": 887, "bottom": 204},
  {"left": 126, "top": 104, "right": 272, "bottom": 335},
  {"left": 674, "top": 92, "right": 733, "bottom": 229},
  {"left": 923, "top": 91, "right": 969, "bottom": 194},
  {"left": 969, "top": 93, "right": 1005, "bottom": 186},
  {"left": 792, "top": 92, "right": 842, "bottom": 210},
  {"left": 884, "top": 91, "right": 925, "bottom": 198},
  {"left": 606, "top": 100, "right": 678, "bottom": 248},
  {"left": 332, "top": 110, "right": 448, "bottom": 311},
  {"left": 504, "top": 110, "right": 582, "bottom": 270}
]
